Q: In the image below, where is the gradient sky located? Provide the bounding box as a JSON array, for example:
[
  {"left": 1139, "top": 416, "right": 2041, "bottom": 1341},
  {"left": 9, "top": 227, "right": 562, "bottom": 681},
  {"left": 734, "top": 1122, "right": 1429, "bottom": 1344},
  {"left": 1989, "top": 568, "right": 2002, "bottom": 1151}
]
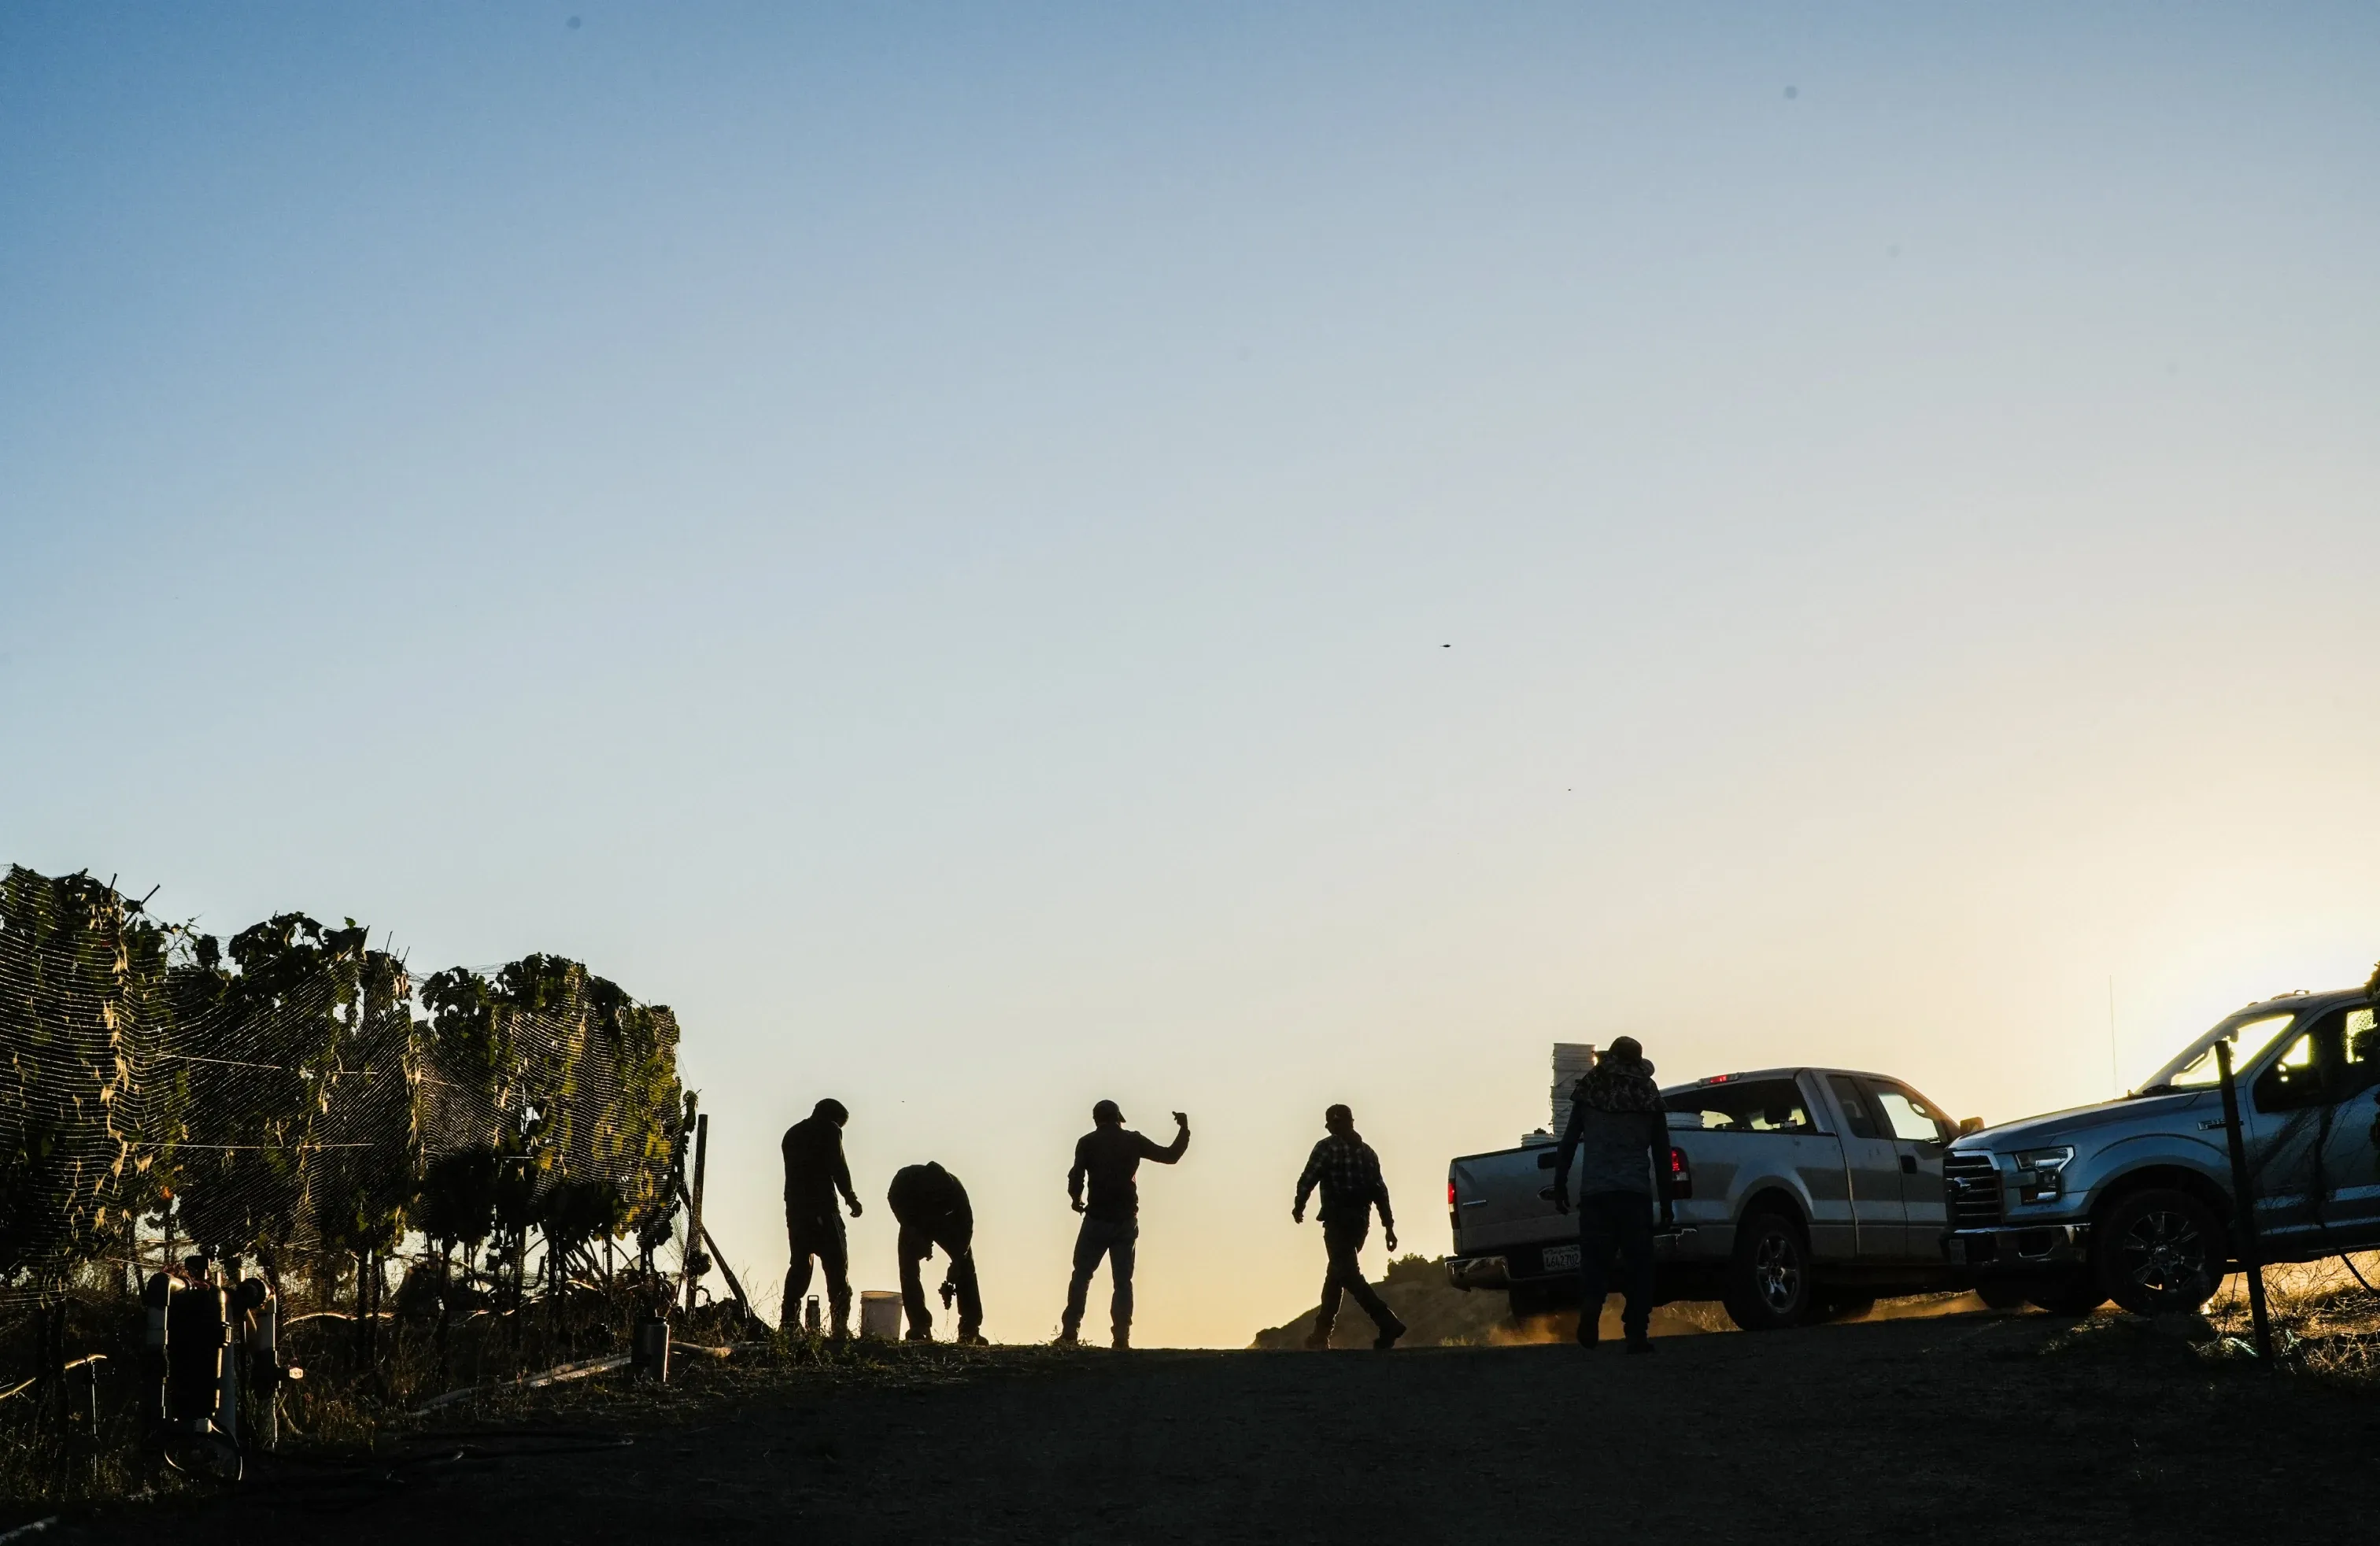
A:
[{"left": 6, "top": 4, "right": 2378, "bottom": 1347}]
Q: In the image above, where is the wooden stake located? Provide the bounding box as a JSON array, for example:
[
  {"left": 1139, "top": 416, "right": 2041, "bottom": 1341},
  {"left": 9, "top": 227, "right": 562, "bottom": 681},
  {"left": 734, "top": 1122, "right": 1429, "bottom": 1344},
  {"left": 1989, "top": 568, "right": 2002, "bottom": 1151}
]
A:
[
  {"left": 682, "top": 1112, "right": 709, "bottom": 1319},
  {"left": 2216, "top": 1040, "right": 2275, "bottom": 1360}
]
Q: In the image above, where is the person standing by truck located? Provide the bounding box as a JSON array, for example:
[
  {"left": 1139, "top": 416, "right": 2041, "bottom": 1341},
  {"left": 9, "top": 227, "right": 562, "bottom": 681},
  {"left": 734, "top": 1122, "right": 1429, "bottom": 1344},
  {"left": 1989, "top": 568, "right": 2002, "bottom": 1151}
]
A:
[
  {"left": 1292, "top": 1104, "right": 1408, "bottom": 1349},
  {"left": 1057, "top": 1100, "right": 1189, "bottom": 1350},
  {"left": 782, "top": 1097, "right": 863, "bottom": 1337},
  {"left": 887, "top": 1160, "right": 985, "bottom": 1344},
  {"left": 1551, "top": 1037, "right": 1675, "bottom": 1352}
]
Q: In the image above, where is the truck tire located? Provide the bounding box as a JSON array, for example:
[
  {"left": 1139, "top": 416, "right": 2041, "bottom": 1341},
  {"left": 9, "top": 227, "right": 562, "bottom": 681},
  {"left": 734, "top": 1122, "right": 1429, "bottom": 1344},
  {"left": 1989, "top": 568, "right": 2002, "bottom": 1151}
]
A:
[
  {"left": 1723, "top": 1210, "right": 1816, "bottom": 1331},
  {"left": 1972, "top": 1280, "right": 2031, "bottom": 1311},
  {"left": 2023, "top": 1273, "right": 2108, "bottom": 1316},
  {"left": 2094, "top": 1187, "right": 2222, "bottom": 1316}
]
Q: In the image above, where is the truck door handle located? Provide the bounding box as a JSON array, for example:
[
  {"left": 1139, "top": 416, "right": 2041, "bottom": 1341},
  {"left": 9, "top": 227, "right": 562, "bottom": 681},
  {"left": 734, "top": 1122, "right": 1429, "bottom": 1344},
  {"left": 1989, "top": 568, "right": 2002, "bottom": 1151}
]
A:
[
  {"left": 1458, "top": 1199, "right": 1488, "bottom": 1208},
  {"left": 1899, "top": 1154, "right": 1917, "bottom": 1174},
  {"left": 2200, "top": 1119, "right": 2233, "bottom": 1130}
]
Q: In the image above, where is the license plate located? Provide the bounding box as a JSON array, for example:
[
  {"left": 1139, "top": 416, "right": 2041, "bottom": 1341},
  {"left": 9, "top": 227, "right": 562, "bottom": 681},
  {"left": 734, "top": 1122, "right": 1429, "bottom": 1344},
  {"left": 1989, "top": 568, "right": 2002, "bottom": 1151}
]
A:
[{"left": 1541, "top": 1244, "right": 1580, "bottom": 1273}]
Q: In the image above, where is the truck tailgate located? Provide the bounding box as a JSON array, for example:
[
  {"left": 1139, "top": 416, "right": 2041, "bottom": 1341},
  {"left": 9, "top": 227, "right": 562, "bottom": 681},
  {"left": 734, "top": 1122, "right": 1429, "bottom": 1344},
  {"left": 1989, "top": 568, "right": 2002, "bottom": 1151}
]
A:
[{"left": 1451, "top": 1147, "right": 1563, "bottom": 1254}]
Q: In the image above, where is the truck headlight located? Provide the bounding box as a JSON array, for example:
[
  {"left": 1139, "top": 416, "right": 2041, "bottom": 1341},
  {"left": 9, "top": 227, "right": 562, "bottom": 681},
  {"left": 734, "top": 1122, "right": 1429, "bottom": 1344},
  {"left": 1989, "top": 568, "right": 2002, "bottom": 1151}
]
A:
[{"left": 2012, "top": 1146, "right": 2074, "bottom": 1204}]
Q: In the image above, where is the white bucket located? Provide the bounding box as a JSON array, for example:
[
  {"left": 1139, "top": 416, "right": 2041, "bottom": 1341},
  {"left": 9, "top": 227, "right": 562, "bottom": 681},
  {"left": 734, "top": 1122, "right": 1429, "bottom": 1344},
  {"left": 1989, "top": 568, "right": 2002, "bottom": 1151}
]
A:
[{"left": 858, "top": 1290, "right": 903, "bottom": 1341}]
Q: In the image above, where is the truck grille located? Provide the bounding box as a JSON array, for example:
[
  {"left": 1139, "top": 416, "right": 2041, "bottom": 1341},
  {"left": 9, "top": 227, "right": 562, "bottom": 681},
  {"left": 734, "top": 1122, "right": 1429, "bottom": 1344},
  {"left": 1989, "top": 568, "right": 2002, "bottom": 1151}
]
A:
[{"left": 1945, "top": 1150, "right": 2003, "bottom": 1229}]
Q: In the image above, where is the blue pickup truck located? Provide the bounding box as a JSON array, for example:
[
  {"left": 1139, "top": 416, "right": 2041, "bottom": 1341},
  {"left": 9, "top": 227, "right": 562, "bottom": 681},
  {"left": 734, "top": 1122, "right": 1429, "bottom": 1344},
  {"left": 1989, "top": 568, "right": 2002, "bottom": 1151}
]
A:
[{"left": 1944, "top": 986, "right": 2380, "bottom": 1315}]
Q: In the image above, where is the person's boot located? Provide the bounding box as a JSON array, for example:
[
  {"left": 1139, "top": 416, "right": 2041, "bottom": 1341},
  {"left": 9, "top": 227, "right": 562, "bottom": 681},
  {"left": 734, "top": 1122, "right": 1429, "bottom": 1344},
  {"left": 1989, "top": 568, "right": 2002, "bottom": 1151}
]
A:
[
  {"left": 1053, "top": 1326, "right": 1081, "bottom": 1348},
  {"left": 1303, "top": 1325, "right": 1332, "bottom": 1351},
  {"left": 1111, "top": 1327, "right": 1130, "bottom": 1351},
  {"left": 904, "top": 1327, "right": 933, "bottom": 1343},
  {"left": 1372, "top": 1316, "right": 1407, "bottom": 1351},
  {"left": 1624, "top": 1334, "right": 1655, "bottom": 1355}
]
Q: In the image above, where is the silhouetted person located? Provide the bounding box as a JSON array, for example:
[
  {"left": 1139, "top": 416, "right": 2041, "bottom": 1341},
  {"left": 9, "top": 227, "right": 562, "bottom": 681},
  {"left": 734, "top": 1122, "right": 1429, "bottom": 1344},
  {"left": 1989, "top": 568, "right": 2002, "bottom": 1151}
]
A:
[
  {"left": 1292, "top": 1104, "right": 1408, "bottom": 1350},
  {"left": 1057, "top": 1100, "right": 1188, "bottom": 1350},
  {"left": 1551, "top": 1037, "right": 1675, "bottom": 1352},
  {"left": 781, "top": 1097, "right": 862, "bottom": 1337},
  {"left": 887, "top": 1161, "right": 983, "bottom": 1344}
]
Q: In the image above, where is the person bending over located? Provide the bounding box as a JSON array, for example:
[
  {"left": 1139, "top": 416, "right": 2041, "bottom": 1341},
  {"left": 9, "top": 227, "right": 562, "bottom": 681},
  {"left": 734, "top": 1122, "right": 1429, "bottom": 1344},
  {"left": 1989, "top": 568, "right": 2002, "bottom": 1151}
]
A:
[{"left": 887, "top": 1160, "right": 984, "bottom": 1345}]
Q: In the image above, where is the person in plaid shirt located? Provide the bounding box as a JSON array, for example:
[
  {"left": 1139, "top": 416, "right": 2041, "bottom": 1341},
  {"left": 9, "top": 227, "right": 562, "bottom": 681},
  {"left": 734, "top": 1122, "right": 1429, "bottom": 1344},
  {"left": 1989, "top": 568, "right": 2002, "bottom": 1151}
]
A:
[{"left": 1292, "top": 1104, "right": 1408, "bottom": 1349}]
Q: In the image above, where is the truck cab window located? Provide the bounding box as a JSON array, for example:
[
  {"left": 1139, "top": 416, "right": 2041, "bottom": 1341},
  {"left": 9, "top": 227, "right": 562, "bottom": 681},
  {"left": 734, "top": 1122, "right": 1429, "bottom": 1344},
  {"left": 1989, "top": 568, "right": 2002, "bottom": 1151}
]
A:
[
  {"left": 2252, "top": 1006, "right": 2380, "bottom": 1113},
  {"left": 2340, "top": 1008, "right": 2380, "bottom": 1099},
  {"left": 1665, "top": 1078, "right": 1813, "bottom": 1134},
  {"left": 1825, "top": 1074, "right": 1879, "bottom": 1139},
  {"left": 2253, "top": 1030, "right": 2326, "bottom": 1113}
]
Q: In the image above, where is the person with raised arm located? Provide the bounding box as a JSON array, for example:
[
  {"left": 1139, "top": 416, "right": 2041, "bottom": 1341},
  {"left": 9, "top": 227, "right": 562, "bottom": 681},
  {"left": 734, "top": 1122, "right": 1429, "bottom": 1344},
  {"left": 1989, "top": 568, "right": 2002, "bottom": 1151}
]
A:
[{"left": 1056, "top": 1100, "right": 1188, "bottom": 1350}]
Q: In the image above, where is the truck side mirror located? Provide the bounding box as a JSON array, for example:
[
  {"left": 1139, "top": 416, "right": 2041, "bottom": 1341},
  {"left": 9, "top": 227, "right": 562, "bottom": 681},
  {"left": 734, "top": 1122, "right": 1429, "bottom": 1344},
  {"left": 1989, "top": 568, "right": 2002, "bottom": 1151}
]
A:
[{"left": 1957, "top": 1116, "right": 1983, "bottom": 1137}]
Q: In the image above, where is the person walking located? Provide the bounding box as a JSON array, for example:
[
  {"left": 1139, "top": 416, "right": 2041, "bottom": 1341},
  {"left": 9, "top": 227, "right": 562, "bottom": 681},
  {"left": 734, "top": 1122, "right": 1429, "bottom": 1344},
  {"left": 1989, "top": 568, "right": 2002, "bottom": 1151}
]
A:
[
  {"left": 1292, "top": 1104, "right": 1408, "bottom": 1350},
  {"left": 887, "top": 1160, "right": 984, "bottom": 1345},
  {"left": 1057, "top": 1100, "right": 1188, "bottom": 1350},
  {"left": 781, "top": 1097, "right": 863, "bottom": 1337},
  {"left": 1550, "top": 1037, "right": 1675, "bottom": 1352}
]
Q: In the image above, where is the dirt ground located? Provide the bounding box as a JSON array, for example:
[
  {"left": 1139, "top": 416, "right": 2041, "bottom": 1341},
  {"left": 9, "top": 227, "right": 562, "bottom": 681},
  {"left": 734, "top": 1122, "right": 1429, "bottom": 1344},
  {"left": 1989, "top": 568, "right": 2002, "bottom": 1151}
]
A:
[{"left": 18, "top": 1308, "right": 2379, "bottom": 1545}]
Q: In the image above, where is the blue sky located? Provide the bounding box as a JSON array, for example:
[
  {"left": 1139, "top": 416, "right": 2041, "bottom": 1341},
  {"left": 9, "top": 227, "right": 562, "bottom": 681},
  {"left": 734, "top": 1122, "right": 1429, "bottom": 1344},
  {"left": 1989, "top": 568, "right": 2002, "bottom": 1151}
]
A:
[{"left": 6, "top": 4, "right": 2378, "bottom": 1344}]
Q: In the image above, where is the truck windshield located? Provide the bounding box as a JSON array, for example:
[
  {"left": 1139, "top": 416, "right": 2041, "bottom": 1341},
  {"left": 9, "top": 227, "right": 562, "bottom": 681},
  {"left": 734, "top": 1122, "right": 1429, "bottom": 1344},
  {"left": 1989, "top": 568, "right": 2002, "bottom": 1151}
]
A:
[{"left": 2145, "top": 1012, "right": 2299, "bottom": 1090}]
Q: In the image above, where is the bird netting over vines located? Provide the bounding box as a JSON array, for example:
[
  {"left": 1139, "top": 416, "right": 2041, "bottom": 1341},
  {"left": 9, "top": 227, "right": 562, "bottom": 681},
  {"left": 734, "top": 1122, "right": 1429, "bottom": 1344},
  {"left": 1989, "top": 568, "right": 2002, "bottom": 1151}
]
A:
[{"left": 0, "top": 864, "right": 685, "bottom": 1298}]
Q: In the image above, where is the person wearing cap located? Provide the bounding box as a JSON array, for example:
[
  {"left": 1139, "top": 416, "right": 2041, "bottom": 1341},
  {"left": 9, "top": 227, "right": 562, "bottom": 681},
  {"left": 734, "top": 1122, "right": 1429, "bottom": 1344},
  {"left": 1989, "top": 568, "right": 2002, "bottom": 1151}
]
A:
[
  {"left": 1057, "top": 1099, "right": 1189, "bottom": 1349},
  {"left": 781, "top": 1097, "right": 863, "bottom": 1337},
  {"left": 887, "top": 1160, "right": 984, "bottom": 1344},
  {"left": 1550, "top": 1037, "right": 1675, "bottom": 1352},
  {"left": 1292, "top": 1104, "right": 1408, "bottom": 1349}
]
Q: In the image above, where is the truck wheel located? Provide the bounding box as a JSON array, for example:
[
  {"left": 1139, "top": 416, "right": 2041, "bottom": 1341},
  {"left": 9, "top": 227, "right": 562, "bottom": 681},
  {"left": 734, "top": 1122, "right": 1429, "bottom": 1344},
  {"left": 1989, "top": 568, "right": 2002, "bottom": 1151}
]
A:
[
  {"left": 2094, "top": 1187, "right": 2221, "bottom": 1316},
  {"left": 2023, "top": 1273, "right": 2108, "bottom": 1316},
  {"left": 1723, "top": 1210, "right": 1815, "bottom": 1331}
]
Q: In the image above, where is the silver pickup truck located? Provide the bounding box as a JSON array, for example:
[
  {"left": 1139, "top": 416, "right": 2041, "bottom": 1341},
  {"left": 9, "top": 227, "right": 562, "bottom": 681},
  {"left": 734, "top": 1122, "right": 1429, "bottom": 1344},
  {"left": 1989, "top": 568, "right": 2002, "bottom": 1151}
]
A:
[
  {"left": 1944, "top": 986, "right": 2380, "bottom": 1316},
  {"left": 1447, "top": 1067, "right": 1975, "bottom": 1330}
]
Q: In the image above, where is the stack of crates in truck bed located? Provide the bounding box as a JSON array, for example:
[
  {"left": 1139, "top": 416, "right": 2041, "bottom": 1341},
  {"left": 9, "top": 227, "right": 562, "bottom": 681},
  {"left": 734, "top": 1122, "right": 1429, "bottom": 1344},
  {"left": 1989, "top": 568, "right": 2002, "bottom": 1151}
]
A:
[{"left": 1530, "top": 1042, "right": 1597, "bottom": 1146}]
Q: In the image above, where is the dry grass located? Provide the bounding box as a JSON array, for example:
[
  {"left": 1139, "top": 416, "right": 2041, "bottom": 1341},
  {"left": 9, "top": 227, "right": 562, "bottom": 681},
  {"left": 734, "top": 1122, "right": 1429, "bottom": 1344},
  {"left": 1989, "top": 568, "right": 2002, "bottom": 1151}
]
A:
[
  {"left": 0, "top": 1278, "right": 780, "bottom": 1511},
  {"left": 2018, "top": 1251, "right": 2380, "bottom": 1386},
  {"left": 2201, "top": 1253, "right": 2380, "bottom": 1380}
]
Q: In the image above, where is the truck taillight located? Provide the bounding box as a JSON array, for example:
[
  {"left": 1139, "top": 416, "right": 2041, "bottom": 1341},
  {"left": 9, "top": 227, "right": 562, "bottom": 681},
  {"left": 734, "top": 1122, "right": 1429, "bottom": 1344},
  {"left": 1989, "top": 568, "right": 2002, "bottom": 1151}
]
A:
[
  {"left": 1669, "top": 1146, "right": 1693, "bottom": 1200},
  {"left": 1447, "top": 1178, "right": 1457, "bottom": 1208}
]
